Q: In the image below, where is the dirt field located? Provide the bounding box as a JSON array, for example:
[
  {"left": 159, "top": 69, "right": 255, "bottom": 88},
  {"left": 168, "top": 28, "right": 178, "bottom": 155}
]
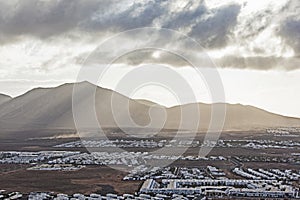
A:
[{"left": 0, "top": 165, "right": 142, "bottom": 195}]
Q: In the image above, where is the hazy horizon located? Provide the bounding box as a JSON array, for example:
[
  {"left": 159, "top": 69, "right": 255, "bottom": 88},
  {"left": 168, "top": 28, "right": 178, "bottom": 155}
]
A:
[{"left": 1, "top": 71, "right": 300, "bottom": 120}]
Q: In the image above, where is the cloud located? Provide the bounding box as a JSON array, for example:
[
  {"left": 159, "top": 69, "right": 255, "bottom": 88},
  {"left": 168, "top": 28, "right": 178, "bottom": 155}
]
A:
[
  {"left": 189, "top": 4, "right": 241, "bottom": 48},
  {"left": 84, "top": 0, "right": 167, "bottom": 32},
  {"left": 0, "top": 0, "right": 241, "bottom": 44},
  {"left": 0, "top": 0, "right": 299, "bottom": 71},
  {"left": 0, "top": 0, "right": 112, "bottom": 41},
  {"left": 216, "top": 56, "right": 300, "bottom": 71},
  {"left": 0, "top": 0, "right": 168, "bottom": 41},
  {"left": 279, "top": 17, "right": 300, "bottom": 56}
]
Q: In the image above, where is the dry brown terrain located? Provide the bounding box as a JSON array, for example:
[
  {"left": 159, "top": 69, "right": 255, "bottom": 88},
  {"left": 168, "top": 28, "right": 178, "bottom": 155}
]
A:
[{"left": 0, "top": 165, "right": 142, "bottom": 195}]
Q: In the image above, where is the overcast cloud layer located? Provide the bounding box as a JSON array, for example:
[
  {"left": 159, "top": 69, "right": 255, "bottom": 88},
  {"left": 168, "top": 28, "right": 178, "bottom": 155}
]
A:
[{"left": 0, "top": 0, "right": 299, "bottom": 75}]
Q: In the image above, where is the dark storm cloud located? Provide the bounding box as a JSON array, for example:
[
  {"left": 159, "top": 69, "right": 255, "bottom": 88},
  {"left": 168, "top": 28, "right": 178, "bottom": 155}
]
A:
[
  {"left": 279, "top": 18, "right": 300, "bottom": 56},
  {"left": 0, "top": 0, "right": 298, "bottom": 70},
  {"left": 0, "top": 0, "right": 240, "bottom": 45},
  {"left": 161, "top": 1, "right": 207, "bottom": 30},
  {"left": 83, "top": 0, "right": 167, "bottom": 32},
  {"left": 189, "top": 4, "right": 241, "bottom": 48},
  {"left": 0, "top": 0, "right": 168, "bottom": 40},
  {"left": 275, "top": 0, "right": 300, "bottom": 57},
  {"left": 0, "top": 0, "right": 113, "bottom": 40}
]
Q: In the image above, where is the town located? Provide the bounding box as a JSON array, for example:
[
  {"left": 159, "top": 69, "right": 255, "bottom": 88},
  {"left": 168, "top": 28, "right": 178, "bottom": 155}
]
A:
[{"left": 0, "top": 128, "right": 300, "bottom": 199}]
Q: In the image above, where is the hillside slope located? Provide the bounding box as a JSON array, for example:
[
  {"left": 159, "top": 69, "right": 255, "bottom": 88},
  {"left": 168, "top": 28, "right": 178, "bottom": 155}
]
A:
[
  {"left": 0, "top": 94, "right": 12, "bottom": 106},
  {"left": 0, "top": 82, "right": 299, "bottom": 132}
]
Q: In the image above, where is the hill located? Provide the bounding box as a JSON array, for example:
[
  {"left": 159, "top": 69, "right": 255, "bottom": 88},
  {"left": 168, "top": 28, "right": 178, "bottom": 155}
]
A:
[
  {"left": 0, "top": 82, "right": 299, "bottom": 132},
  {"left": 0, "top": 94, "right": 12, "bottom": 106}
]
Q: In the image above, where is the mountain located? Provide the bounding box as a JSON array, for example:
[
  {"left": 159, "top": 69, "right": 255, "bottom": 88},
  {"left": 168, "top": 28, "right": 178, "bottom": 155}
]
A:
[
  {"left": 0, "top": 82, "right": 299, "bottom": 132},
  {"left": 135, "top": 99, "right": 163, "bottom": 107},
  {"left": 166, "top": 103, "right": 300, "bottom": 131},
  {"left": 0, "top": 94, "right": 12, "bottom": 106},
  {"left": 0, "top": 82, "right": 153, "bottom": 131}
]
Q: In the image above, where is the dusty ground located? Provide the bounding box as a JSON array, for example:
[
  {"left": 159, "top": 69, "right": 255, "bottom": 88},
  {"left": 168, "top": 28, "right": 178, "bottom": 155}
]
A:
[{"left": 0, "top": 165, "right": 142, "bottom": 195}]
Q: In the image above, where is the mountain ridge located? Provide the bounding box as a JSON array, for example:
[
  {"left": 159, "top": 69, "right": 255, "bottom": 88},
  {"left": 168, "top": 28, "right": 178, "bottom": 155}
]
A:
[
  {"left": 0, "top": 82, "right": 299, "bottom": 132},
  {"left": 0, "top": 94, "right": 12, "bottom": 106}
]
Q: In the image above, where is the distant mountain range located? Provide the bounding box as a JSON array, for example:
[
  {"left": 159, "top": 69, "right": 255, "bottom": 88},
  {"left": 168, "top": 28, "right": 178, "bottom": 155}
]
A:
[{"left": 0, "top": 82, "right": 299, "bottom": 132}]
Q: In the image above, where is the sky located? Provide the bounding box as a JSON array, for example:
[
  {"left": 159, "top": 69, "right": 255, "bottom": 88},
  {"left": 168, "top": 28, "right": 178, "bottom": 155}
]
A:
[{"left": 0, "top": 0, "right": 299, "bottom": 117}]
